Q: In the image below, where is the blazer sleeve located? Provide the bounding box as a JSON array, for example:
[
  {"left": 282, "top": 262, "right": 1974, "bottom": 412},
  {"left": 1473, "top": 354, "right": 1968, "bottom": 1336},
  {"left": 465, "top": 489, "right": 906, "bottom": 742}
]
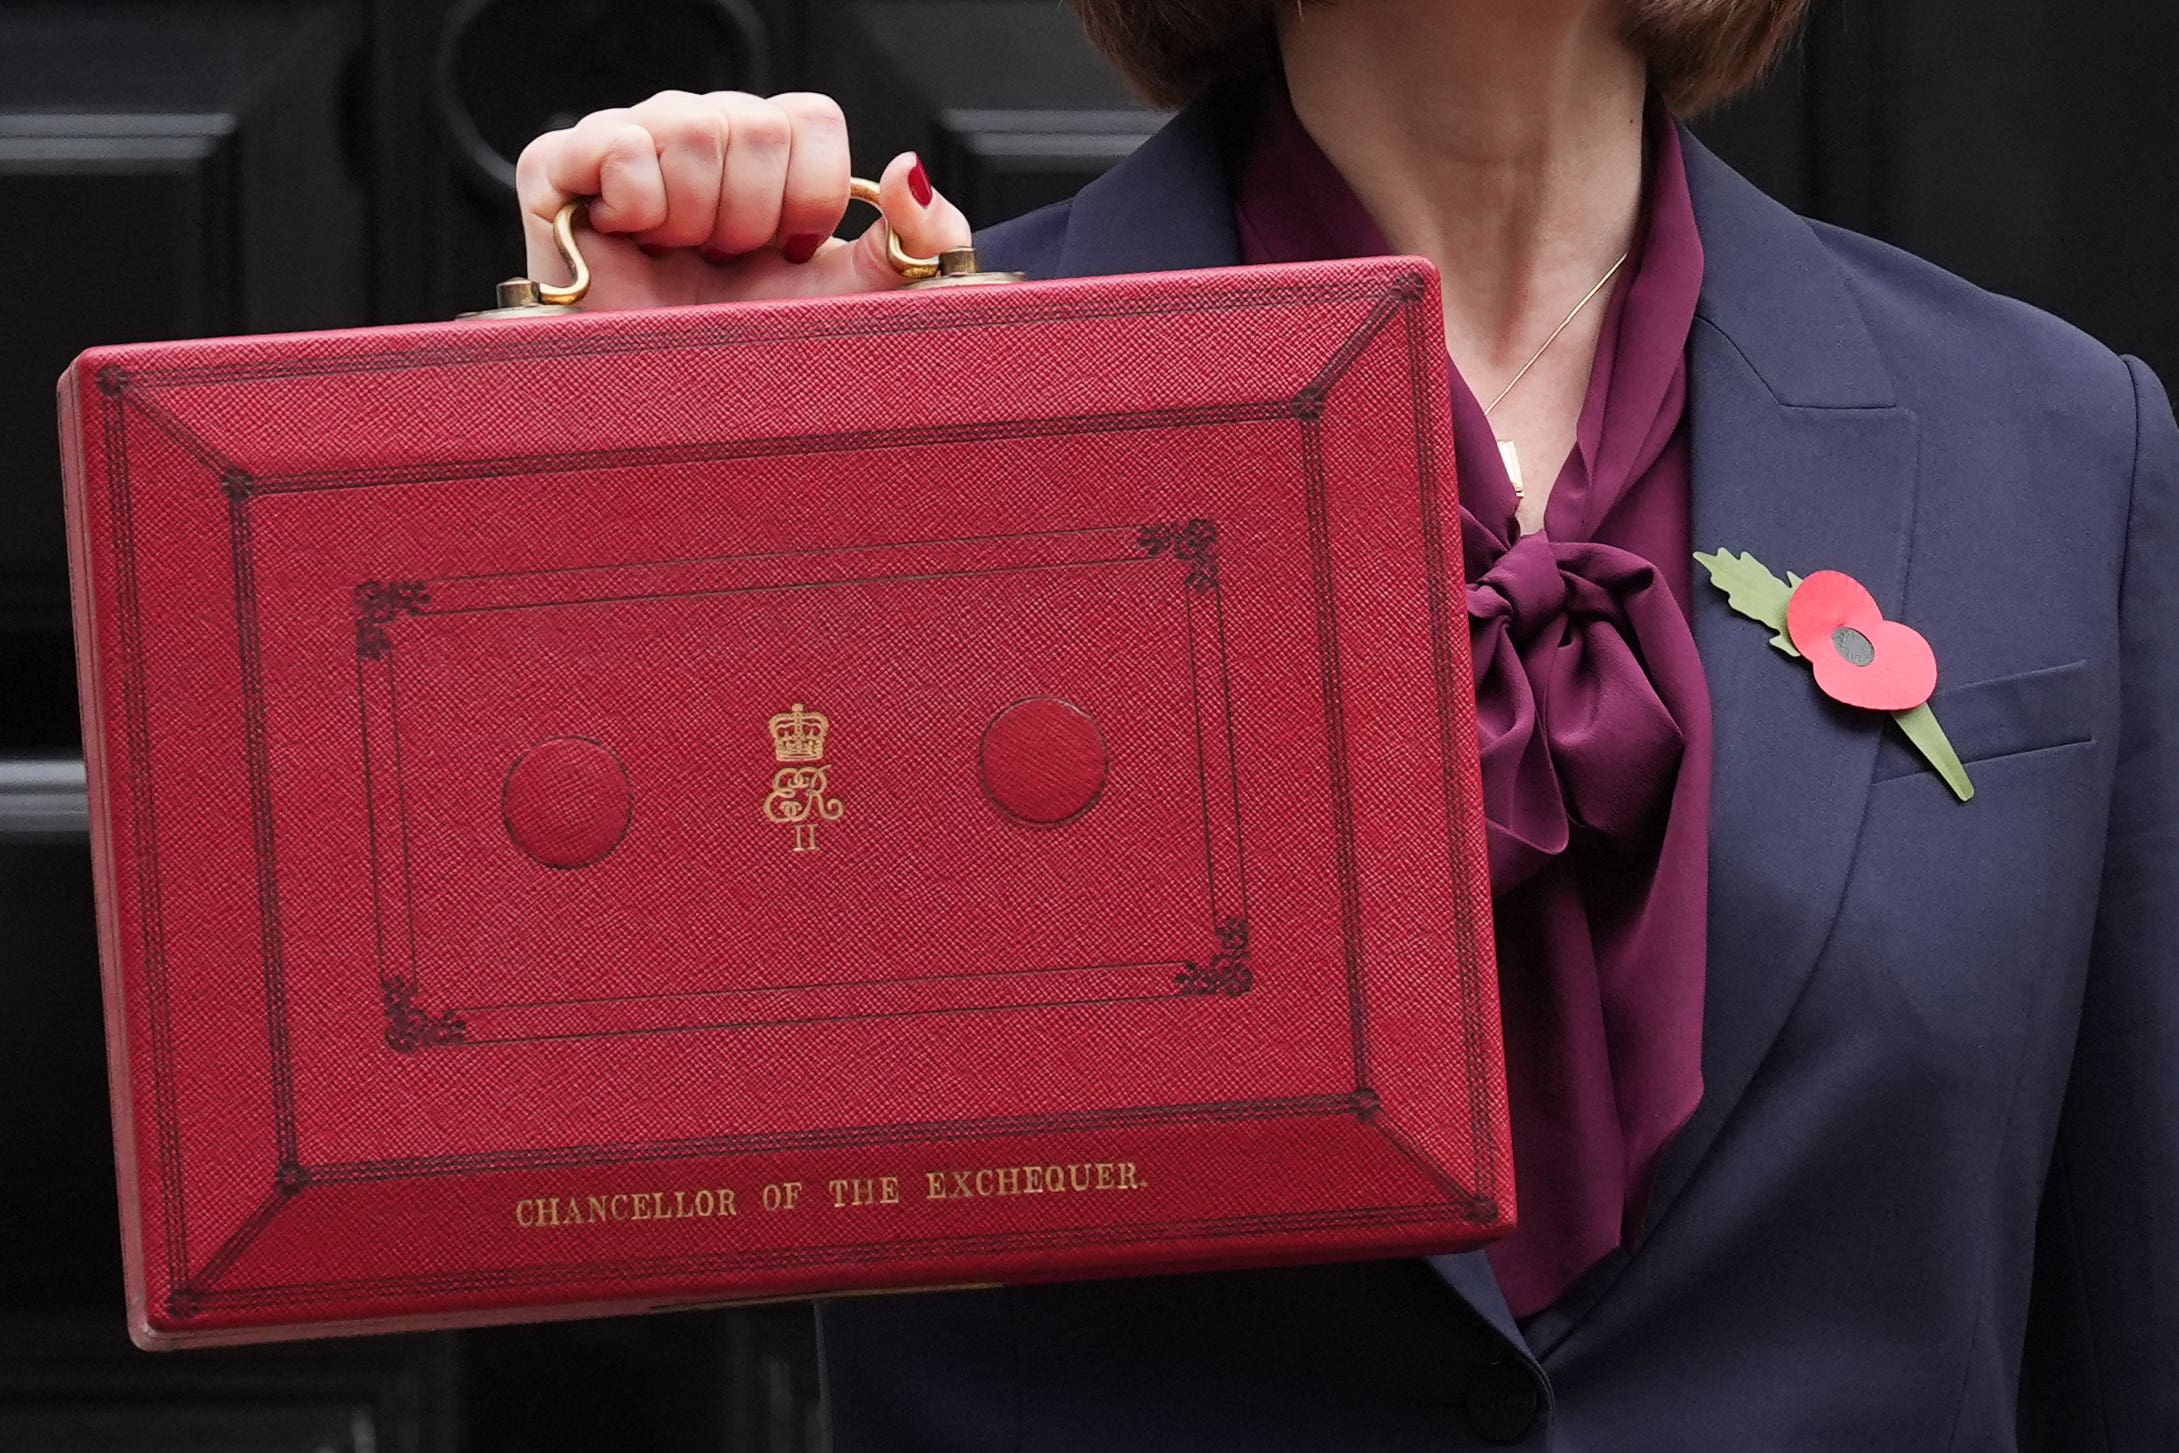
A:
[{"left": 2019, "top": 356, "right": 2179, "bottom": 1450}]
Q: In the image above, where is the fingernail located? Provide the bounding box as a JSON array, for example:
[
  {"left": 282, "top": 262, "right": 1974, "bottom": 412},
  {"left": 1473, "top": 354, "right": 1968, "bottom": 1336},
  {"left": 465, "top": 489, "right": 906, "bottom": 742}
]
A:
[
  {"left": 907, "top": 154, "right": 934, "bottom": 208},
  {"left": 781, "top": 233, "right": 824, "bottom": 265},
  {"left": 699, "top": 247, "right": 736, "bottom": 265},
  {"left": 638, "top": 243, "right": 671, "bottom": 258}
]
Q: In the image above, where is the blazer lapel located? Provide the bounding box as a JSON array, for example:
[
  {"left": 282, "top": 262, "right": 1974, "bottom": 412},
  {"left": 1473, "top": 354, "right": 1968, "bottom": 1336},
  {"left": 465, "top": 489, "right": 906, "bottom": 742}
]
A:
[
  {"left": 1054, "top": 90, "right": 1244, "bottom": 277},
  {"left": 1639, "top": 132, "right": 1922, "bottom": 1231}
]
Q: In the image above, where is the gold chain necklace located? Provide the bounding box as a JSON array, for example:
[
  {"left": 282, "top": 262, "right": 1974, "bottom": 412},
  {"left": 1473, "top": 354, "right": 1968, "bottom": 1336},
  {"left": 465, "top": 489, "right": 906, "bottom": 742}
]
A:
[{"left": 1482, "top": 251, "right": 1629, "bottom": 500}]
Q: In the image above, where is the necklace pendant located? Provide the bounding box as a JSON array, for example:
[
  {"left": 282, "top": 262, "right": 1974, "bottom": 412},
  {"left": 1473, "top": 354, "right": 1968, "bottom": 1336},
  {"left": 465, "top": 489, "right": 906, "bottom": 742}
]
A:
[{"left": 1497, "top": 438, "right": 1526, "bottom": 500}]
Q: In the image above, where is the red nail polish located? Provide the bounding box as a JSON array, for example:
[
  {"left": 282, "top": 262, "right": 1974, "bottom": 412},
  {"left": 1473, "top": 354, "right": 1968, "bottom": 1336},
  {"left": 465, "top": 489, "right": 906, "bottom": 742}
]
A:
[
  {"left": 638, "top": 243, "right": 671, "bottom": 258},
  {"left": 907, "top": 155, "right": 934, "bottom": 208},
  {"left": 781, "top": 233, "right": 824, "bottom": 265},
  {"left": 699, "top": 247, "right": 735, "bottom": 265}
]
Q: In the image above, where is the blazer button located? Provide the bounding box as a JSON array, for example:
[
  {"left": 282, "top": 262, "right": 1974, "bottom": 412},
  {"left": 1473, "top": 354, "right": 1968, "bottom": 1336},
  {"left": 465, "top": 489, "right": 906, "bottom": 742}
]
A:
[{"left": 1464, "top": 1357, "right": 1543, "bottom": 1444}]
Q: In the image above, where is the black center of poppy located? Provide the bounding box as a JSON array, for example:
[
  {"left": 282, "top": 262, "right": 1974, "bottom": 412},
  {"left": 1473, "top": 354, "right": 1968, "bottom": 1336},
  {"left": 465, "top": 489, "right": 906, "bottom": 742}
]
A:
[{"left": 1832, "top": 626, "right": 1877, "bottom": 666}]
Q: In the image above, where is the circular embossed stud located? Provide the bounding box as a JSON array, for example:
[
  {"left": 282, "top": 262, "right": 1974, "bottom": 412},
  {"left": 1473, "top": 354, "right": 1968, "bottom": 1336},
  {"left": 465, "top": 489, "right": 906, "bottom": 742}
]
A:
[
  {"left": 980, "top": 698, "right": 1108, "bottom": 825},
  {"left": 502, "top": 737, "right": 632, "bottom": 868}
]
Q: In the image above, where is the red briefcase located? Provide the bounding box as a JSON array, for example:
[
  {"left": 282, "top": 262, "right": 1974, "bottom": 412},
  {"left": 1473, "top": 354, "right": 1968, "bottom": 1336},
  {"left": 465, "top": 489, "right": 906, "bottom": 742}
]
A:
[{"left": 58, "top": 205, "right": 1508, "bottom": 1347}]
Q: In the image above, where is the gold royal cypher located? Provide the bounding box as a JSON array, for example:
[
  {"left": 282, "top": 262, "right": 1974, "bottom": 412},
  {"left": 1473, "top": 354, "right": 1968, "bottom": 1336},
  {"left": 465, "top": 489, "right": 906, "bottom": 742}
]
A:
[{"left": 763, "top": 701, "right": 843, "bottom": 852}]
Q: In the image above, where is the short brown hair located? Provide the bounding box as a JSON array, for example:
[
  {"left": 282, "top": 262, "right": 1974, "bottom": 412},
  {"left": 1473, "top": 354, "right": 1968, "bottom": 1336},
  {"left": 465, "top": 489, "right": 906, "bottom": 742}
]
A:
[{"left": 1068, "top": 0, "right": 1813, "bottom": 116}]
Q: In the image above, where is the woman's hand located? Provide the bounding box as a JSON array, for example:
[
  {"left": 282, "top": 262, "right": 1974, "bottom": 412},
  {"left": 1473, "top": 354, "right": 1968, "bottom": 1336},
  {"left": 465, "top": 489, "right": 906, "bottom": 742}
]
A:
[{"left": 515, "top": 90, "right": 973, "bottom": 311}]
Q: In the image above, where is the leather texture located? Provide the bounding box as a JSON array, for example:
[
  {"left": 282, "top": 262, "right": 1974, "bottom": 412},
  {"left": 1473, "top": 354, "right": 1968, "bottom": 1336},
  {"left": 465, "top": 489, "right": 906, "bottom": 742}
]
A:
[{"left": 58, "top": 256, "right": 1509, "bottom": 1347}]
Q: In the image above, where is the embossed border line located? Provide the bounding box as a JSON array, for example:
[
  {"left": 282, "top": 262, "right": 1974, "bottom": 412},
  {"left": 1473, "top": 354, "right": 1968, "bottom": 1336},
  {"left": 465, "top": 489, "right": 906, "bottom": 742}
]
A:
[
  {"left": 351, "top": 522, "right": 1251, "bottom": 1046},
  {"left": 95, "top": 273, "right": 1498, "bottom": 1319}
]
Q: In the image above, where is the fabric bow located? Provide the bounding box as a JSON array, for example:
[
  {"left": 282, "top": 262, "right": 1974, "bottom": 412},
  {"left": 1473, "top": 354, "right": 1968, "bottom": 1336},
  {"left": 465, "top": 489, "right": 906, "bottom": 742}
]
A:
[{"left": 1460, "top": 519, "right": 1714, "bottom": 1314}]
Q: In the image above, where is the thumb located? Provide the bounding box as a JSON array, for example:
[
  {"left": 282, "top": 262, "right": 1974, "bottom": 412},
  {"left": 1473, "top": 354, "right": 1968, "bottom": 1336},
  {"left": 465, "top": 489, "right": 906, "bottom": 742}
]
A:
[{"left": 826, "top": 151, "right": 974, "bottom": 293}]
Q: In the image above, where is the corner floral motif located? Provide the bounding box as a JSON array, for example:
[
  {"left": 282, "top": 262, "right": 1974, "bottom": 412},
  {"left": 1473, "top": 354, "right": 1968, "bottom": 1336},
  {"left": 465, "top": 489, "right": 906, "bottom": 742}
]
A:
[
  {"left": 1138, "top": 519, "right": 1220, "bottom": 592},
  {"left": 354, "top": 579, "right": 431, "bottom": 660},
  {"left": 1175, "top": 917, "right": 1252, "bottom": 997},
  {"left": 383, "top": 977, "right": 466, "bottom": 1052}
]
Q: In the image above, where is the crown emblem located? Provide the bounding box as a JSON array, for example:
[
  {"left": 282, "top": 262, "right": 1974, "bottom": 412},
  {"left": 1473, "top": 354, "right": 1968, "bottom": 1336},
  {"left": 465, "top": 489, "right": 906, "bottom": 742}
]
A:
[
  {"left": 769, "top": 702, "right": 830, "bottom": 763},
  {"left": 764, "top": 702, "right": 842, "bottom": 852}
]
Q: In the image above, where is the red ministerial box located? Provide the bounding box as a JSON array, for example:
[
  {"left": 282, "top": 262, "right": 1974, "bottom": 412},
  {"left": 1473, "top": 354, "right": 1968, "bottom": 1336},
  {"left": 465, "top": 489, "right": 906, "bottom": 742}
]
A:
[{"left": 58, "top": 256, "right": 1510, "bottom": 1348}]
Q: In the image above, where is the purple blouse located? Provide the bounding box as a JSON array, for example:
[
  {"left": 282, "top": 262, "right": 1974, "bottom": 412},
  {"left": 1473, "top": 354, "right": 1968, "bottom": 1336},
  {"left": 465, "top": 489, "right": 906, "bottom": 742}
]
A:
[{"left": 1233, "top": 86, "right": 1716, "bottom": 1318}]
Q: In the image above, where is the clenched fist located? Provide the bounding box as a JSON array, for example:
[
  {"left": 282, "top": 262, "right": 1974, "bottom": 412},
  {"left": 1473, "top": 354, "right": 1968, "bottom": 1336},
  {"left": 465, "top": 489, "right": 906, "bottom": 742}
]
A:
[{"left": 516, "top": 90, "right": 973, "bottom": 312}]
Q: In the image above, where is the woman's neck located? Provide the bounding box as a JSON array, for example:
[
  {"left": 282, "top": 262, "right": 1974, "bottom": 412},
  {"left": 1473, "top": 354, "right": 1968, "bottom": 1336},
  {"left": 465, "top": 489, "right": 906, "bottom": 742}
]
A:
[{"left": 1280, "top": 0, "right": 1648, "bottom": 422}]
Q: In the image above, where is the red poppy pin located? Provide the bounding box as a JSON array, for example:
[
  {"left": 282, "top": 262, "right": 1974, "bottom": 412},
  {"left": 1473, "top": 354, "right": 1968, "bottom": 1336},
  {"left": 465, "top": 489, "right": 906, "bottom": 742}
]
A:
[{"left": 1695, "top": 550, "right": 1973, "bottom": 801}]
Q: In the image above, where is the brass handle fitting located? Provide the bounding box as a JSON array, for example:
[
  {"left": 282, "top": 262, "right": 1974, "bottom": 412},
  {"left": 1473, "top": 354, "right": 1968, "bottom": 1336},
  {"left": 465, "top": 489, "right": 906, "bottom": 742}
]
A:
[{"left": 464, "top": 177, "right": 1020, "bottom": 319}]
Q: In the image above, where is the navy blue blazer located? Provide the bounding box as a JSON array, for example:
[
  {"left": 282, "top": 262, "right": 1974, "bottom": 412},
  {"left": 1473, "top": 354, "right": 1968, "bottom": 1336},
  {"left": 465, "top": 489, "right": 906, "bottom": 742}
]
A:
[{"left": 820, "top": 92, "right": 2179, "bottom": 1452}]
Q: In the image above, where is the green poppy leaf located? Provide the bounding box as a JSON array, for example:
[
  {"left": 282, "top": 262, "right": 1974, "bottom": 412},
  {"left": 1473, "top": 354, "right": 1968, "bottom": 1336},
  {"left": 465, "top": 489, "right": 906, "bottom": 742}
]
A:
[{"left": 1695, "top": 548, "right": 1803, "bottom": 657}]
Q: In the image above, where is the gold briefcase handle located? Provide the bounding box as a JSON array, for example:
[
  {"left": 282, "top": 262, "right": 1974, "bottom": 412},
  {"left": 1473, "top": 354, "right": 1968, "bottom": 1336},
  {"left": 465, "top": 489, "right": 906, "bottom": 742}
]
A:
[{"left": 465, "top": 177, "right": 1021, "bottom": 319}]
